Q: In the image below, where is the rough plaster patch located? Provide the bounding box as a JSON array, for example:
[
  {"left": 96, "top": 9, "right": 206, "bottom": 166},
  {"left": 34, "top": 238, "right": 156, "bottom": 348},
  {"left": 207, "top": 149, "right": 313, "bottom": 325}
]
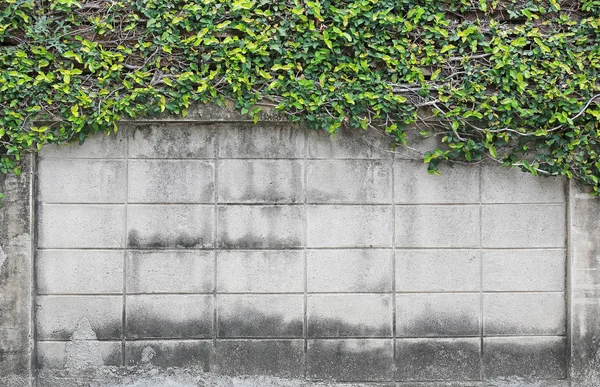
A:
[{"left": 64, "top": 318, "right": 104, "bottom": 373}]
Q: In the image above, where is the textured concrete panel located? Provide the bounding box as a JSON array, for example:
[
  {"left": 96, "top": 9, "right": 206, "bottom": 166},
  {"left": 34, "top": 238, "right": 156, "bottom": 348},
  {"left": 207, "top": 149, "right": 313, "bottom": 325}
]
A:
[
  {"left": 40, "top": 131, "right": 126, "bottom": 159},
  {"left": 394, "top": 161, "right": 479, "bottom": 204},
  {"left": 37, "top": 250, "right": 123, "bottom": 294},
  {"left": 217, "top": 250, "right": 303, "bottom": 293},
  {"left": 307, "top": 294, "right": 392, "bottom": 337},
  {"left": 218, "top": 160, "right": 304, "bottom": 203},
  {"left": 307, "top": 249, "right": 392, "bottom": 293},
  {"left": 396, "top": 294, "right": 480, "bottom": 337},
  {"left": 483, "top": 250, "right": 565, "bottom": 291},
  {"left": 38, "top": 204, "right": 125, "bottom": 248},
  {"left": 127, "top": 205, "right": 214, "bottom": 249},
  {"left": 37, "top": 341, "right": 122, "bottom": 368},
  {"left": 128, "top": 160, "right": 214, "bottom": 203},
  {"left": 36, "top": 296, "right": 122, "bottom": 340},
  {"left": 306, "top": 160, "right": 392, "bottom": 203},
  {"left": 126, "top": 295, "right": 213, "bottom": 338},
  {"left": 484, "top": 293, "right": 566, "bottom": 335},
  {"left": 38, "top": 159, "right": 126, "bottom": 203},
  {"left": 307, "top": 127, "right": 392, "bottom": 159},
  {"left": 569, "top": 188, "right": 600, "bottom": 386},
  {"left": 215, "top": 340, "right": 304, "bottom": 378},
  {"left": 128, "top": 124, "right": 215, "bottom": 158},
  {"left": 0, "top": 155, "right": 32, "bottom": 381},
  {"left": 483, "top": 337, "right": 567, "bottom": 379},
  {"left": 395, "top": 205, "right": 480, "bottom": 248},
  {"left": 217, "top": 295, "right": 303, "bottom": 337},
  {"left": 482, "top": 204, "right": 566, "bottom": 248},
  {"left": 127, "top": 251, "right": 214, "bottom": 293},
  {"left": 396, "top": 250, "right": 480, "bottom": 292},
  {"left": 125, "top": 340, "right": 212, "bottom": 369},
  {"left": 307, "top": 205, "right": 392, "bottom": 247},
  {"left": 307, "top": 339, "right": 394, "bottom": 382},
  {"left": 482, "top": 164, "right": 566, "bottom": 203},
  {"left": 218, "top": 125, "right": 305, "bottom": 158},
  {"left": 217, "top": 205, "right": 304, "bottom": 248},
  {"left": 396, "top": 338, "right": 481, "bottom": 381}
]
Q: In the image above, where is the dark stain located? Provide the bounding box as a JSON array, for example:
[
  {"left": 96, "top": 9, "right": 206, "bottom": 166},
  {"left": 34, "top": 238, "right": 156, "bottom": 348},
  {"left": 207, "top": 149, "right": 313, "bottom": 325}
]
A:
[
  {"left": 483, "top": 337, "right": 567, "bottom": 380},
  {"left": 126, "top": 312, "right": 212, "bottom": 339},
  {"left": 307, "top": 339, "right": 394, "bottom": 382},
  {"left": 218, "top": 309, "right": 303, "bottom": 338},
  {"left": 215, "top": 340, "right": 304, "bottom": 378},
  {"left": 44, "top": 323, "right": 122, "bottom": 342},
  {"left": 308, "top": 317, "right": 391, "bottom": 338},
  {"left": 217, "top": 232, "right": 302, "bottom": 249},
  {"left": 127, "top": 230, "right": 205, "bottom": 249},
  {"left": 398, "top": 311, "right": 480, "bottom": 337},
  {"left": 396, "top": 338, "right": 481, "bottom": 381},
  {"left": 125, "top": 341, "right": 212, "bottom": 369},
  {"left": 102, "top": 345, "right": 123, "bottom": 367}
]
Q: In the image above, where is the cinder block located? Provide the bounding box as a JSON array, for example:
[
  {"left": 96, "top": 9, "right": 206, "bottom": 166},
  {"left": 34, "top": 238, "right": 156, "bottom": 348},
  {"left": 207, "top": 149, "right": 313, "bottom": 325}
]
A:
[
  {"left": 395, "top": 338, "right": 481, "bottom": 381},
  {"left": 126, "top": 295, "right": 213, "bottom": 339},
  {"left": 396, "top": 294, "right": 480, "bottom": 337},
  {"left": 307, "top": 339, "right": 394, "bottom": 381},
  {"left": 125, "top": 340, "right": 212, "bottom": 369},
  {"left": 38, "top": 159, "right": 126, "bottom": 203},
  {"left": 482, "top": 164, "right": 566, "bottom": 203},
  {"left": 483, "top": 250, "right": 565, "bottom": 291},
  {"left": 483, "top": 293, "right": 565, "bottom": 335},
  {"left": 394, "top": 160, "right": 479, "bottom": 204},
  {"left": 128, "top": 124, "right": 215, "bottom": 158},
  {"left": 38, "top": 204, "right": 125, "bottom": 248},
  {"left": 217, "top": 295, "right": 303, "bottom": 337},
  {"left": 218, "top": 160, "right": 304, "bottom": 203},
  {"left": 217, "top": 205, "right": 304, "bottom": 248},
  {"left": 128, "top": 160, "right": 214, "bottom": 203},
  {"left": 127, "top": 251, "right": 214, "bottom": 293},
  {"left": 396, "top": 250, "right": 480, "bottom": 292},
  {"left": 307, "top": 205, "right": 392, "bottom": 248},
  {"left": 127, "top": 205, "right": 214, "bottom": 249},
  {"left": 395, "top": 205, "right": 480, "bottom": 248},
  {"left": 307, "top": 127, "right": 392, "bottom": 159},
  {"left": 37, "top": 341, "right": 122, "bottom": 369},
  {"left": 36, "top": 295, "right": 122, "bottom": 340},
  {"left": 307, "top": 249, "right": 392, "bottom": 292},
  {"left": 306, "top": 160, "right": 392, "bottom": 204},
  {"left": 307, "top": 294, "right": 392, "bottom": 337},
  {"left": 39, "top": 131, "right": 126, "bottom": 159},
  {"left": 483, "top": 337, "right": 567, "bottom": 379},
  {"left": 218, "top": 124, "right": 305, "bottom": 158},
  {"left": 37, "top": 250, "right": 123, "bottom": 295},
  {"left": 215, "top": 340, "right": 304, "bottom": 378},
  {"left": 482, "top": 204, "right": 566, "bottom": 248},
  {"left": 217, "top": 250, "right": 303, "bottom": 293}
]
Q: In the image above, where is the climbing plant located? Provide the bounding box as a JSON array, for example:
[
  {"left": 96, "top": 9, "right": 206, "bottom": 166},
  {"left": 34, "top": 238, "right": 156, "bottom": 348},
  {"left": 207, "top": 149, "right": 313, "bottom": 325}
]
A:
[{"left": 1, "top": 0, "right": 600, "bottom": 192}]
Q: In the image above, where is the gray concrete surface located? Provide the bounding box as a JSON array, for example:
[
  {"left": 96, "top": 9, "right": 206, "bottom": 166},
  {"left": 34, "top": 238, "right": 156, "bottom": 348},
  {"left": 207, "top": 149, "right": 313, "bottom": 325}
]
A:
[{"left": 1, "top": 105, "right": 599, "bottom": 386}]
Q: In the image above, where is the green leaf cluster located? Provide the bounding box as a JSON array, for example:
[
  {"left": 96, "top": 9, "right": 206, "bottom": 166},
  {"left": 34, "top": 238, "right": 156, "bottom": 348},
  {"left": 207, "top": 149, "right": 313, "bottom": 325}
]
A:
[{"left": 1, "top": 0, "right": 600, "bottom": 193}]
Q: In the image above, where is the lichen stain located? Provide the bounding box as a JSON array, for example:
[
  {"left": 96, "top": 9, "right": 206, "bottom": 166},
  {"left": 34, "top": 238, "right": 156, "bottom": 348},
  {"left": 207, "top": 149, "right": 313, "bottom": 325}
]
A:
[
  {"left": 64, "top": 317, "right": 104, "bottom": 374},
  {"left": 0, "top": 244, "right": 6, "bottom": 274}
]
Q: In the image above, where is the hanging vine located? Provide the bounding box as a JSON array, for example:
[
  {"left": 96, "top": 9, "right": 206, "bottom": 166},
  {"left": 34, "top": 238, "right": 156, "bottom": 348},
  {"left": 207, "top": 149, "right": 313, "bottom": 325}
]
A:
[{"left": 1, "top": 0, "right": 600, "bottom": 193}]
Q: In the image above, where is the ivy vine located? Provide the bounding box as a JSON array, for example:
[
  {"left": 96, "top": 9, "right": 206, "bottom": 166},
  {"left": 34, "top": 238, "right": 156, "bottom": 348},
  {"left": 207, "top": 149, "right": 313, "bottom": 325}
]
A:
[{"left": 1, "top": 0, "right": 600, "bottom": 193}]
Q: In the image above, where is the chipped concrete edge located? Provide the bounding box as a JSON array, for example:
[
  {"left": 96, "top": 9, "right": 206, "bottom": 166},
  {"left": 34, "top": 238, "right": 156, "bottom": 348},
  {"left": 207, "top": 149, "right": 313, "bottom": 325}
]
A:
[{"left": 0, "top": 154, "right": 35, "bottom": 387}]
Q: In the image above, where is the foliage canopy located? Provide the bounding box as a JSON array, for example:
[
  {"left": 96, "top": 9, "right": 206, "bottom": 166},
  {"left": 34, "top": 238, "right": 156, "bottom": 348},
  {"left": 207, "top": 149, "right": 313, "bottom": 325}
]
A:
[{"left": 1, "top": 0, "right": 600, "bottom": 192}]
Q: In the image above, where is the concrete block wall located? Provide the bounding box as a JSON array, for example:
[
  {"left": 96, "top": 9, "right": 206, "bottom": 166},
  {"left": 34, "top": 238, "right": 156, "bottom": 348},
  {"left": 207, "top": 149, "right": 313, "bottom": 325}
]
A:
[{"left": 33, "top": 122, "right": 570, "bottom": 384}]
